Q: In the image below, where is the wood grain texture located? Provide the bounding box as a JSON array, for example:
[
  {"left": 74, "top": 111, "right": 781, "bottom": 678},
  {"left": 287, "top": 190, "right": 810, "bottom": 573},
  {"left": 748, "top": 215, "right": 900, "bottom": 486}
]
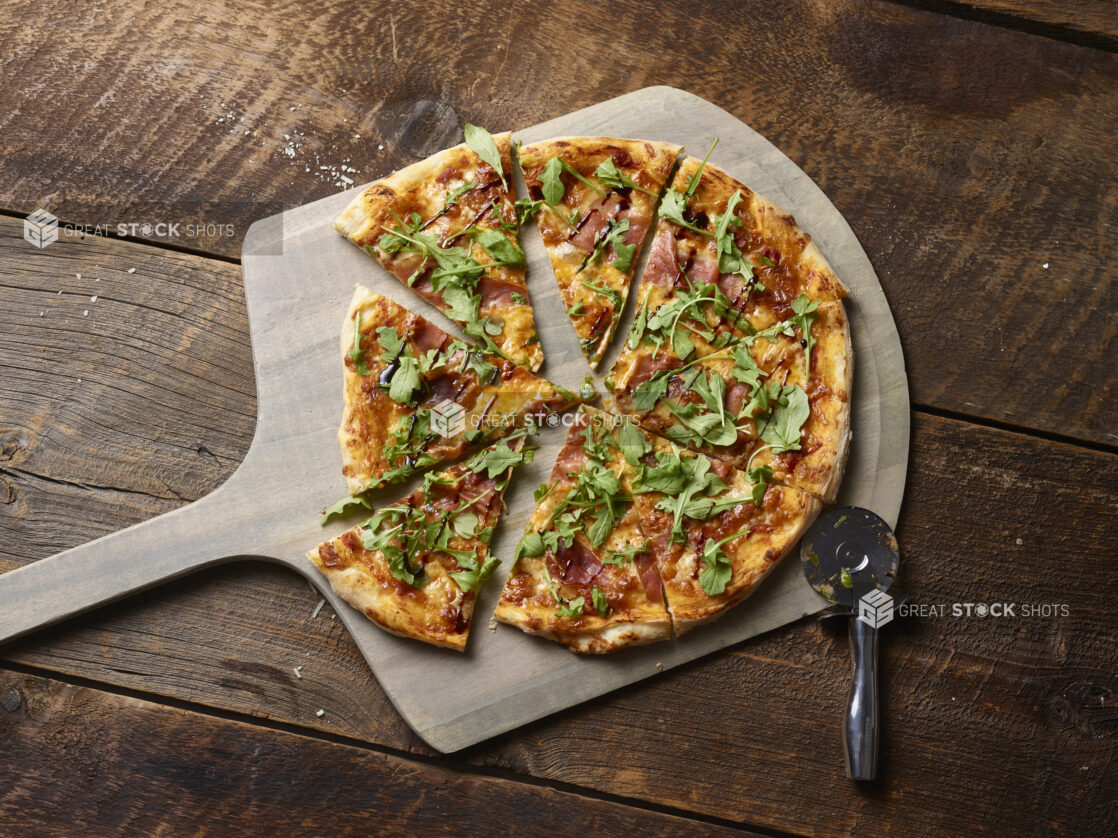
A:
[
  {"left": 0, "top": 671, "right": 752, "bottom": 838},
  {"left": 0, "top": 218, "right": 256, "bottom": 576},
  {"left": 895, "top": 0, "right": 1118, "bottom": 48},
  {"left": 0, "top": 1, "right": 1114, "bottom": 444}
]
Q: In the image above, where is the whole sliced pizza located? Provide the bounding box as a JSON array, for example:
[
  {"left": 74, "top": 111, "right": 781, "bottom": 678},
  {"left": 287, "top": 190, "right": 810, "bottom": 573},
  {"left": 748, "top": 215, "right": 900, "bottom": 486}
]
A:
[
  {"left": 517, "top": 138, "right": 681, "bottom": 367},
  {"left": 317, "top": 129, "right": 855, "bottom": 655},
  {"left": 309, "top": 431, "right": 534, "bottom": 650},
  {"left": 335, "top": 126, "right": 544, "bottom": 370},
  {"left": 331, "top": 285, "right": 577, "bottom": 510}
]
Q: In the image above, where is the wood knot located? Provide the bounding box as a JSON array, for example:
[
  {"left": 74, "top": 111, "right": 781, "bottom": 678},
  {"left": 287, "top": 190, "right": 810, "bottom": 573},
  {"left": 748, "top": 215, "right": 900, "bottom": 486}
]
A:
[
  {"left": 0, "top": 428, "right": 31, "bottom": 464},
  {"left": 1, "top": 685, "right": 22, "bottom": 713}
]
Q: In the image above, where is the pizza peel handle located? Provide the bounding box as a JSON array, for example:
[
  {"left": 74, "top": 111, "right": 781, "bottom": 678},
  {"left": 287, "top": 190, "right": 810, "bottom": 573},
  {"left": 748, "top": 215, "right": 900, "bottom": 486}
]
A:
[{"left": 0, "top": 471, "right": 281, "bottom": 647}]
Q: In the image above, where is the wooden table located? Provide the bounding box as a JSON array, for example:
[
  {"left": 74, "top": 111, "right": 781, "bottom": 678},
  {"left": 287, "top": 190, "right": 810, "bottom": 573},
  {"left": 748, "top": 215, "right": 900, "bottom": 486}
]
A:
[{"left": 1, "top": 1, "right": 1115, "bottom": 834}]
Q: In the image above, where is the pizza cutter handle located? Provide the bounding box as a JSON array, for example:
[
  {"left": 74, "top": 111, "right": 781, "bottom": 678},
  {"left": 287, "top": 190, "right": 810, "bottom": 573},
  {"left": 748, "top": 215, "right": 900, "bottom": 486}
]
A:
[
  {"left": 0, "top": 477, "right": 275, "bottom": 648},
  {"left": 844, "top": 615, "right": 879, "bottom": 780}
]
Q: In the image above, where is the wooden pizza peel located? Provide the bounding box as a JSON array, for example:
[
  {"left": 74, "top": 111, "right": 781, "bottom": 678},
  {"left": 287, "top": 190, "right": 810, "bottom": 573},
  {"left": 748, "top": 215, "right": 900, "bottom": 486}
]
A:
[{"left": 0, "top": 87, "right": 909, "bottom": 752}]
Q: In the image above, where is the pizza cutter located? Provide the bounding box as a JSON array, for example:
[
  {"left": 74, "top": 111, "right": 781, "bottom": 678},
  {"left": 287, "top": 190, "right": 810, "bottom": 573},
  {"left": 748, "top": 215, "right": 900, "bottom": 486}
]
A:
[{"left": 800, "top": 506, "right": 900, "bottom": 780}]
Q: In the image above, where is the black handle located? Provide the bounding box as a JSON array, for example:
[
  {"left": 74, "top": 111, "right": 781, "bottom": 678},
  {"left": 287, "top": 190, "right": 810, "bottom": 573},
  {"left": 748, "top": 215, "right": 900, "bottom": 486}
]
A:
[{"left": 845, "top": 616, "right": 879, "bottom": 780}]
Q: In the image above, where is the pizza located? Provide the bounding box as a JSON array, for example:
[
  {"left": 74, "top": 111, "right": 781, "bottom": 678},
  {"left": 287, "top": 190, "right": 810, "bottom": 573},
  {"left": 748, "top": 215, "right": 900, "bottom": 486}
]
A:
[
  {"left": 324, "top": 130, "right": 857, "bottom": 656},
  {"left": 493, "top": 408, "right": 670, "bottom": 652},
  {"left": 516, "top": 138, "right": 681, "bottom": 367},
  {"left": 605, "top": 148, "right": 852, "bottom": 502},
  {"left": 330, "top": 285, "right": 578, "bottom": 511},
  {"left": 335, "top": 125, "right": 544, "bottom": 371},
  {"left": 309, "top": 431, "right": 534, "bottom": 650},
  {"left": 494, "top": 406, "right": 821, "bottom": 646}
]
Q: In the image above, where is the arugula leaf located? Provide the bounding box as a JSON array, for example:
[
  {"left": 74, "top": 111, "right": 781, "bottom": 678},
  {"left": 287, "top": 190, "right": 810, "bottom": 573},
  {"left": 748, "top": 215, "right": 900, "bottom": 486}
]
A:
[
  {"left": 731, "top": 343, "right": 764, "bottom": 397},
  {"left": 565, "top": 300, "right": 584, "bottom": 317},
  {"left": 539, "top": 157, "right": 566, "bottom": 206},
  {"left": 580, "top": 278, "right": 622, "bottom": 310},
  {"left": 658, "top": 189, "right": 712, "bottom": 237},
  {"left": 556, "top": 596, "right": 585, "bottom": 618},
  {"left": 513, "top": 197, "right": 542, "bottom": 226},
  {"left": 712, "top": 190, "right": 761, "bottom": 289},
  {"left": 387, "top": 355, "right": 422, "bottom": 404},
  {"left": 840, "top": 567, "right": 854, "bottom": 589},
  {"left": 657, "top": 139, "right": 719, "bottom": 237},
  {"left": 618, "top": 421, "right": 649, "bottom": 466},
  {"left": 510, "top": 291, "right": 527, "bottom": 305},
  {"left": 452, "top": 512, "right": 479, "bottom": 539},
  {"left": 632, "top": 371, "right": 671, "bottom": 412},
  {"left": 611, "top": 240, "right": 636, "bottom": 273},
  {"left": 464, "top": 123, "right": 506, "bottom": 190},
  {"left": 627, "top": 306, "right": 647, "bottom": 350},
  {"left": 475, "top": 229, "right": 525, "bottom": 266},
  {"left": 579, "top": 376, "right": 597, "bottom": 401},
  {"left": 760, "top": 385, "right": 810, "bottom": 454},
  {"left": 515, "top": 531, "right": 545, "bottom": 560},
  {"left": 594, "top": 158, "right": 657, "bottom": 196},
  {"left": 587, "top": 511, "right": 614, "bottom": 548},
  {"left": 350, "top": 311, "right": 369, "bottom": 375},
  {"left": 375, "top": 325, "right": 405, "bottom": 363},
  {"left": 591, "top": 585, "right": 610, "bottom": 617},
  {"left": 576, "top": 218, "right": 631, "bottom": 274},
  {"left": 449, "top": 554, "right": 500, "bottom": 594},
  {"left": 458, "top": 344, "right": 498, "bottom": 384},
  {"left": 663, "top": 369, "right": 738, "bottom": 448},
  {"left": 699, "top": 531, "right": 739, "bottom": 596},
  {"left": 790, "top": 294, "right": 820, "bottom": 377},
  {"left": 746, "top": 463, "right": 774, "bottom": 506},
  {"left": 319, "top": 493, "right": 371, "bottom": 525},
  {"left": 685, "top": 138, "right": 718, "bottom": 199},
  {"left": 601, "top": 543, "right": 642, "bottom": 566},
  {"left": 470, "top": 439, "right": 531, "bottom": 478}
]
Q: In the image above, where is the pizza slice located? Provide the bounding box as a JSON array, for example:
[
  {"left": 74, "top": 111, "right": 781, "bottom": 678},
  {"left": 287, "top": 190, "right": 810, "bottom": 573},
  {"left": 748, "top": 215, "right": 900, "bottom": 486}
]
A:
[
  {"left": 309, "top": 431, "right": 534, "bottom": 650},
  {"left": 332, "top": 286, "right": 578, "bottom": 505},
  {"left": 606, "top": 297, "right": 852, "bottom": 502},
  {"left": 621, "top": 144, "right": 848, "bottom": 361},
  {"left": 335, "top": 125, "right": 544, "bottom": 370},
  {"left": 517, "top": 138, "right": 681, "bottom": 368},
  {"left": 493, "top": 407, "right": 670, "bottom": 653},
  {"left": 621, "top": 423, "right": 821, "bottom": 632}
]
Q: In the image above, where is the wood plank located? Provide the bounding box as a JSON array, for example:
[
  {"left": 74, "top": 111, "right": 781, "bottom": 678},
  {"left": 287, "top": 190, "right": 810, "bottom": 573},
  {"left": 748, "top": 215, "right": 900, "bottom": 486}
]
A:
[
  {"left": 0, "top": 670, "right": 750, "bottom": 837},
  {"left": 0, "top": 1, "right": 1114, "bottom": 443},
  {"left": 897, "top": 0, "right": 1118, "bottom": 47}
]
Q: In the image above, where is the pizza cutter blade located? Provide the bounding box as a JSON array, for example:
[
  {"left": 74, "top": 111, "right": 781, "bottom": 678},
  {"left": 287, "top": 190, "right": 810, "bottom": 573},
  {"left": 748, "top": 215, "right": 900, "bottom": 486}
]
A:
[{"left": 800, "top": 506, "right": 900, "bottom": 780}]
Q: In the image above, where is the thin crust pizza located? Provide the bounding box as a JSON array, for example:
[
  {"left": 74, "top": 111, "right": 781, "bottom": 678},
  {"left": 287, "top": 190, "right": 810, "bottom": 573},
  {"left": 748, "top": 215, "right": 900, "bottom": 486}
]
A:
[
  {"left": 309, "top": 432, "right": 533, "bottom": 650},
  {"left": 494, "top": 408, "right": 670, "bottom": 652},
  {"left": 517, "top": 138, "right": 681, "bottom": 367},
  {"left": 332, "top": 286, "right": 578, "bottom": 504},
  {"left": 606, "top": 148, "right": 852, "bottom": 502},
  {"left": 335, "top": 126, "right": 544, "bottom": 370}
]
